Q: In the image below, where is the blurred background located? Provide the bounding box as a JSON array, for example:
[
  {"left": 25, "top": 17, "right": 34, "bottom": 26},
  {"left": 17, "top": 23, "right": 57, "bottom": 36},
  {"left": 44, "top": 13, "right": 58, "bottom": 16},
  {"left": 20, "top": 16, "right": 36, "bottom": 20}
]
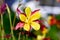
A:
[{"left": 0, "top": 0, "right": 60, "bottom": 40}]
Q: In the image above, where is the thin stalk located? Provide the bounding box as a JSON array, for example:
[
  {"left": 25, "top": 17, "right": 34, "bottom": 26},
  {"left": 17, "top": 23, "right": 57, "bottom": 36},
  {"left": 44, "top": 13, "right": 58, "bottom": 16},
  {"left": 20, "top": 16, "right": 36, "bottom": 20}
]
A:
[
  {"left": 13, "top": 13, "right": 16, "bottom": 27},
  {"left": 18, "top": 32, "right": 21, "bottom": 40},
  {"left": 0, "top": 17, "right": 1, "bottom": 40},
  {"left": 26, "top": 35, "right": 28, "bottom": 40},
  {"left": 1, "top": 14, "right": 4, "bottom": 40},
  {"left": 23, "top": 35, "right": 25, "bottom": 40},
  {"left": 6, "top": 4, "right": 15, "bottom": 40},
  {"left": 5, "top": 38, "right": 7, "bottom": 40}
]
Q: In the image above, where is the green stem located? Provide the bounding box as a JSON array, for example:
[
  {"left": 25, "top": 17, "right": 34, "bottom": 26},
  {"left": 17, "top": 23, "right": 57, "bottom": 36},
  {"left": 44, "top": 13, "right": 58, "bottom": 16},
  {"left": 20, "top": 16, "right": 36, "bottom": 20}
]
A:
[
  {"left": 6, "top": 4, "right": 15, "bottom": 40},
  {"left": 13, "top": 13, "right": 16, "bottom": 27},
  {"left": 5, "top": 38, "right": 7, "bottom": 40},
  {"left": 26, "top": 35, "right": 28, "bottom": 40},
  {"left": 23, "top": 35, "right": 25, "bottom": 40},
  {"left": 18, "top": 32, "right": 21, "bottom": 40},
  {"left": 0, "top": 18, "right": 1, "bottom": 40},
  {"left": 1, "top": 14, "right": 4, "bottom": 40}
]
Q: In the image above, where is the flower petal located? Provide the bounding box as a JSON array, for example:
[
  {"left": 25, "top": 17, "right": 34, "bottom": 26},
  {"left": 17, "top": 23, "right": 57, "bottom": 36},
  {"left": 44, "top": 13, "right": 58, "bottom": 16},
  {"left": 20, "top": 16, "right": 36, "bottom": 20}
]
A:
[
  {"left": 15, "top": 22, "right": 24, "bottom": 30},
  {"left": 31, "top": 22, "right": 40, "bottom": 31},
  {"left": 34, "top": 20, "right": 42, "bottom": 24},
  {"left": 42, "top": 28, "right": 48, "bottom": 34},
  {"left": 1, "top": 3, "right": 6, "bottom": 13},
  {"left": 48, "top": 16, "right": 56, "bottom": 25},
  {"left": 17, "top": 8, "right": 22, "bottom": 14},
  {"left": 30, "top": 11, "right": 41, "bottom": 21},
  {"left": 19, "top": 14, "right": 26, "bottom": 22},
  {"left": 31, "top": 9, "right": 40, "bottom": 15},
  {"left": 37, "top": 35, "right": 43, "bottom": 40},
  {"left": 37, "top": 35, "right": 45, "bottom": 40},
  {"left": 25, "top": 7, "right": 31, "bottom": 18},
  {"left": 23, "top": 23, "right": 30, "bottom": 31}
]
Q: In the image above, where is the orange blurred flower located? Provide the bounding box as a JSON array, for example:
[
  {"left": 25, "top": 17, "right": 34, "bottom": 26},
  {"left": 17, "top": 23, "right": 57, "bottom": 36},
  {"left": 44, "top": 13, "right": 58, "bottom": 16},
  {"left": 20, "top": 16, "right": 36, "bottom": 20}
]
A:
[{"left": 48, "top": 16, "right": 56, "bottom": 25}]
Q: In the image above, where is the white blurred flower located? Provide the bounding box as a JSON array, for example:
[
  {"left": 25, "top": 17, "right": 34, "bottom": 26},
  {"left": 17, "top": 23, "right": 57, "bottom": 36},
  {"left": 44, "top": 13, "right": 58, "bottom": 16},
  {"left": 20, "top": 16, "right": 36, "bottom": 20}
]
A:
[
  {"left": 11, "top": 0, "right": 26, "bottom": 12},
  {"left": 25, "top": 0, "right": 39, "bottom": 11}
]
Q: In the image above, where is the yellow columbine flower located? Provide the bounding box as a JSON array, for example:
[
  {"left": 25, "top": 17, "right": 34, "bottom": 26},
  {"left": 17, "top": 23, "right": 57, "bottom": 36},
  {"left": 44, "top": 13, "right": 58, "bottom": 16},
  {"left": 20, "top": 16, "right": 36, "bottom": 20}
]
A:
[
  {"left": 37, "top": 28, "right": 48, "bottom": 40},
  {"left": 42, "top": 28, "right": 48, "bottom": 34},
  {"left": 37, "top": 34, "right": 45, "bottom": 40},
  {"left": 15, "top": 7, "right": 41, "bottom": 31}
]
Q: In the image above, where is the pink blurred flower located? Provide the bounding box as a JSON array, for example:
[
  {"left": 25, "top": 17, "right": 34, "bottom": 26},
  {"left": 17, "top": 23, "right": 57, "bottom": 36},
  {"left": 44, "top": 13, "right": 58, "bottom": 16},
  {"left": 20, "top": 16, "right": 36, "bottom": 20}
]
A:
[{"left": 15, "top": 22, "right": 24, "bottom": 30}]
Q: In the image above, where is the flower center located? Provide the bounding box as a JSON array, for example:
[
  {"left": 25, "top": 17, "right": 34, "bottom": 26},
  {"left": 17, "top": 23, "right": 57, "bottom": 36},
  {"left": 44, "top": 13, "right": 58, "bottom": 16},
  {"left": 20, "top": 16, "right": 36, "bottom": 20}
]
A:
[
  {"left": 25, "top": 18, "right": 31, "bottom": 24},
  {"left": 25, "top": 19, "right": 28, "bottom": 23}
]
